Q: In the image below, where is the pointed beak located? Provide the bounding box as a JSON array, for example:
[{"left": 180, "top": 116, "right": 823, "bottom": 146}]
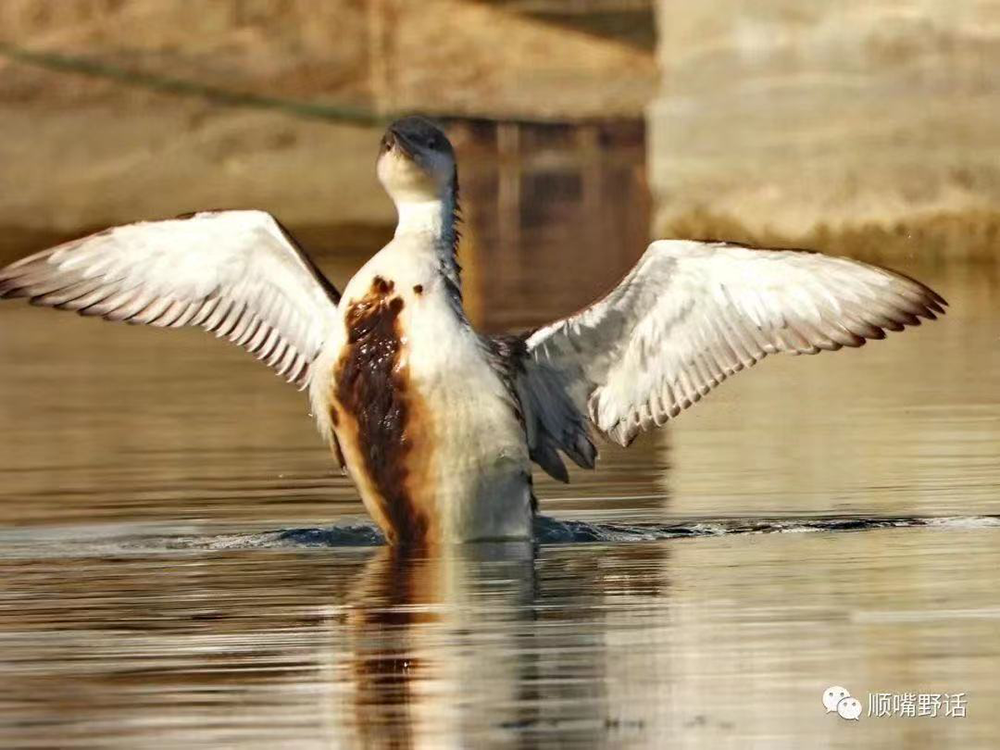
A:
[{"left": 384, "top": 127, "right": 418, "bottom": 161}]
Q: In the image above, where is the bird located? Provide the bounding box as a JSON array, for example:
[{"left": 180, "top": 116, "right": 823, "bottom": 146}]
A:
[{"left": 0, "top": 115, "right": 947, "bottom": 545}]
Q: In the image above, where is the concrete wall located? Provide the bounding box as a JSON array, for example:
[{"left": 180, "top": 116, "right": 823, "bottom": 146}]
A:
[
  {"left": 368, "top": 0, "right": 655, "bottom": 120},
  {"left": 649, "top": 0, "right": 1000, "bottom": 261},
  {"left": 0, "top": 0, "right": 655, "bottom": 247},
  {"left": 0, "top": 0, "right": 655, "bottom": 119}
]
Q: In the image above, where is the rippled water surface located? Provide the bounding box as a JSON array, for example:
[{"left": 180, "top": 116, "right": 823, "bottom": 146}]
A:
[{"left": 1, "top": 205, "right": 999, "bottom": 744}]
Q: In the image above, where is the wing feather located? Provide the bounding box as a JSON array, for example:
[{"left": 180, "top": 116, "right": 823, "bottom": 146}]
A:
[
  {"left": 522, "top": 240, "right": 946, "bottom": 450},
  {"left": 0, "top": 210, "right": 340, "bottom": 389}
]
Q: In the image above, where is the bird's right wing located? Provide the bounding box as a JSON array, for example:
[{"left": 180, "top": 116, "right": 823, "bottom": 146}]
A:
[
  {"left": 0, "top": 210, "right": 341, "bottom": 389},
  {"left": 519, "top": 240, "right": 945, "bottom": 473}
]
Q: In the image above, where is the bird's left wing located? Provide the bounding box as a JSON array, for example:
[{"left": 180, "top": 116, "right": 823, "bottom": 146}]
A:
[
  {"left": 518, "top": 240, "right": 946, "bottom": 468},
  {"left": 0, "top": 210, "right": 340, "bottom": 389}
]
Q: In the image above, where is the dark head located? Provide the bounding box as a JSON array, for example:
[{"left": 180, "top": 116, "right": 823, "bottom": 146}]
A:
[{"left": 377, "top": 116, "right": 457, "bottom": 205}]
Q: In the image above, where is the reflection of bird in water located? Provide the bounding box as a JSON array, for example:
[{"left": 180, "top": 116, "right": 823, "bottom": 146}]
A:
[
  {"left": 342, "top": 542, "right": 537, "bottom": 747},
  {"left": 0, "top": 116, "right": 946, "bottom": 545},
  {"left": 338, "top": 538, "right": 670, "bottom": 746}
]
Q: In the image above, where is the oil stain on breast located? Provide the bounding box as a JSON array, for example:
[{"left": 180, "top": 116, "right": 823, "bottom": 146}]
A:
[{"left": 334, "top": 276, "right": 434, "bottom": 544}]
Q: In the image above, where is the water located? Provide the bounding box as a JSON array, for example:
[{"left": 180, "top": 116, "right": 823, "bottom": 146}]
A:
[{"left": 1, "top": 128, "right": 1000, "bottom": 747}]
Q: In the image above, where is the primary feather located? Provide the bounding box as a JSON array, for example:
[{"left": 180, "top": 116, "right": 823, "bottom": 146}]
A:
[
  {"left": 0, "top": 210, "right": 340, "bottom": 388},
  {"left": 520, "top": 240, "right": 946, "bottom": 450}
]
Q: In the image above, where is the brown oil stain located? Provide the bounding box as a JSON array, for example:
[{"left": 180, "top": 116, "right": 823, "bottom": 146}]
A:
[
  {"left": 333, "top": 276, "right": 436, "bottom": 545},
  {"left": 327, "top": 412, "right": 347, "bottom": 468}
]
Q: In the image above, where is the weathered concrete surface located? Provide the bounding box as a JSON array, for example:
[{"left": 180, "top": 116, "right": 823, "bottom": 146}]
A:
[
  {"left": 0, "top": 0, "right": 376, "bottom": 108},
  {"left": 366, "top": 0, "right": 656, "bottom": 120},
  {"left": 0, "top": 0, "right": 655, "bottom": 247},
  {"left": 0, "top": 0, "right": 388, "bottom": 243},
  {"left": 0, "top": 0, "right": 655, "bottom": 119},
  {"left": 0, "top": 98, "right": 393, "bottom": 235},
  {"left": 650, "top": 1, "right": 1000, "bottom": 261}
]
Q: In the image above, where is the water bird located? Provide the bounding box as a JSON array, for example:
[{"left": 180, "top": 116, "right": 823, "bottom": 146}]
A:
[{"left": 0, "top": 116, "right": 946, "bottom": 544}]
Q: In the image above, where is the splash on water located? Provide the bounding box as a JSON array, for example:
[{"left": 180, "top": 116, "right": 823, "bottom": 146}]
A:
[
  {"left": 129, "top": 513, "right": 1000, "bottom": 550},
  {"left": 0, "top": 515, "right": 997, "bottom": 559}
]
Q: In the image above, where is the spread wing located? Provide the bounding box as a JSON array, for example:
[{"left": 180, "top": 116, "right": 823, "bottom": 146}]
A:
[
  {"left": 0, "top": 210, "right": 340, "bottom": 389},
  {"left": 520, "top": 240, "right": 946, "bottom": 465}
]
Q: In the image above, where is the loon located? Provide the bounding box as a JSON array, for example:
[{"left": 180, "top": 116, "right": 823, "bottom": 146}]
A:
[{"left": 0, "top": 116, "right": 946, "bottom": 545}]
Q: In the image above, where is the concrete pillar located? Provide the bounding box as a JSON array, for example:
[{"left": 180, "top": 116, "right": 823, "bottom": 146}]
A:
[{"left": 649, "top": 0, "right": 1000, "bottom": 261}]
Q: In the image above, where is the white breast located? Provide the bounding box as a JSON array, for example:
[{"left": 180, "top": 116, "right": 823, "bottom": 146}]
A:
[
  {"left": 312, "top": 235, "right": 534, "bottom": 541},
  {"left": 403, "top": 261, "right": 533, "bottom": 539}
]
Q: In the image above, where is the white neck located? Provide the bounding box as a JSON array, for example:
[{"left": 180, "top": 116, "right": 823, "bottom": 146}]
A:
[
  {"left": 394, "top": 194, "right": 453, "bottom": 240},
  {"left": 393, "top": 189, "right": 461, "bottom": 293}
]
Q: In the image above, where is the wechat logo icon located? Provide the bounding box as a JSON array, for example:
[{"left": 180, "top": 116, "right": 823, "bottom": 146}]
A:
[{"left": 823, "top": 686, "right": 861, "bottom": 721}]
